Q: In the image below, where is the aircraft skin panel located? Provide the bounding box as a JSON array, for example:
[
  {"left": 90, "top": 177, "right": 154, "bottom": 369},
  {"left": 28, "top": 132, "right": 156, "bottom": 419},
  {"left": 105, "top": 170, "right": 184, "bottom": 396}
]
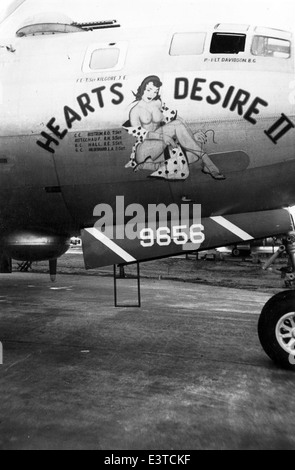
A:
[
  {"left": 41, "top": 154, "right": 295, "bottom": 224},
  {"left": 0, "top": 0, "right": 26, "bottom": 26},
  {"left": 0, "top": 135, "right": 76, "bottom": 236},
  {"left": 1, "top": 128, "right": 295, "bottom": 235}
]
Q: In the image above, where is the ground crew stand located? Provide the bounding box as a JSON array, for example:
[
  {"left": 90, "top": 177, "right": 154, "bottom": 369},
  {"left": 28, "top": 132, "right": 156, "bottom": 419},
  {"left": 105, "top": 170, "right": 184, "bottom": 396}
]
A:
[{"left": 113, "top": 262, "right": 141, "bottom": 308}]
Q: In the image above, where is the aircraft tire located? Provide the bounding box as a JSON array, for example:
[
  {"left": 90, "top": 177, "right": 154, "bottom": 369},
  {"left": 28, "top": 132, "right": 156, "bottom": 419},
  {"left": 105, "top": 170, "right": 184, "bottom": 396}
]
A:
[{"left": 258, "top": 291, "right": 295, "bottom": 370}]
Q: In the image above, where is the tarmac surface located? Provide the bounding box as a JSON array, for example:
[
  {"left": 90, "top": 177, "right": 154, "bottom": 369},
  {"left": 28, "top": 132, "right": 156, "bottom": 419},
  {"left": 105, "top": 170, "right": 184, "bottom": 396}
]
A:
[{"left": 1, "top": 261, "right": 295, "bottom": 451}]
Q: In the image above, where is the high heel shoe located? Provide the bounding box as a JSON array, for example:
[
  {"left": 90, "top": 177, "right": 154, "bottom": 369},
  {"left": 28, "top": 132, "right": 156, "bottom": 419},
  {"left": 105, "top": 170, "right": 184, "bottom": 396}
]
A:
[{"left": 202, "top": 167, "right": 226, "bottom": 180}]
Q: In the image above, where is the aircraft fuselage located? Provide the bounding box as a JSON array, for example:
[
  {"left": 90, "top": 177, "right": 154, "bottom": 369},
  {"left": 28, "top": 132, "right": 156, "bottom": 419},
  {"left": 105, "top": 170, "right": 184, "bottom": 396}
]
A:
[{"left": 0, "top": 22, "right": 294, "bottom": 257}]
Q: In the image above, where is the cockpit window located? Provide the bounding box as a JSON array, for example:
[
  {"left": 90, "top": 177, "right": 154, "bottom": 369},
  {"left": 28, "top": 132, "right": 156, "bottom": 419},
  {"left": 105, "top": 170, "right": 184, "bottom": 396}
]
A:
[
  {"left": 251, "top": 36, "right": 291, "bottom": 59},
  {"left": 210, "top": 33, "right": 246, "bottom": 54},
  {"left": 170, "top": 32, "right": 207, "bottom": 56}
]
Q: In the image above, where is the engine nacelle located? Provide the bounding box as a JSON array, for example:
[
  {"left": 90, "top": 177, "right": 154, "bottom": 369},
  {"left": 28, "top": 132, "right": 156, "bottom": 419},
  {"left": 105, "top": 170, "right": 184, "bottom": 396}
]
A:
[{"left": 2, "top": 231, "right": 71, "bottom": 262}]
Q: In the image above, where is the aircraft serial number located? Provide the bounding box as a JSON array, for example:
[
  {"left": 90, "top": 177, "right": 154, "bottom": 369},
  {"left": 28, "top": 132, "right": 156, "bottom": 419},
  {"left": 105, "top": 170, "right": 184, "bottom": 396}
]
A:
[{"left": 140, "top": 224, "right": 205, "bottom": 248}]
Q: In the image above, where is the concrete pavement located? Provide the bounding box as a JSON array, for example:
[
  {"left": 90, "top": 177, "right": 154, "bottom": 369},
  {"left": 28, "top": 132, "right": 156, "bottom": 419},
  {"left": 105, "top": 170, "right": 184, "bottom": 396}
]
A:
[{"left": 0, "top": 272, "right": 294, "bottom": 450}]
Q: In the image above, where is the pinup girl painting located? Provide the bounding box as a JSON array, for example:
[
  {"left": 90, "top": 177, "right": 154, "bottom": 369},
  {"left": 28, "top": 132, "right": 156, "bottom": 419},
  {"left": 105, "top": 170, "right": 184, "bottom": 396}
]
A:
[{"left": 123, "top": 75, "right": 225, "bottom": 181}]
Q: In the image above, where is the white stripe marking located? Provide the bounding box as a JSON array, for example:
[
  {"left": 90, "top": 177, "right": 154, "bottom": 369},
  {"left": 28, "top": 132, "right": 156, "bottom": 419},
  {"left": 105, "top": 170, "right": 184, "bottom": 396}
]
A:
[
  {"left": 210, "top": 216, "right": 254, "bottom": 241},
  {"left": 85, "top": 228, "right": 136, "bottom": 263}
]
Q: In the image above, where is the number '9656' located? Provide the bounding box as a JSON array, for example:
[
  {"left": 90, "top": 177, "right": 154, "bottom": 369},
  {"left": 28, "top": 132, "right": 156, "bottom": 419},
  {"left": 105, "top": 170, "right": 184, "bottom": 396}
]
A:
[{"left": 140, "top": 224, "right": 205, "bottom": 247}]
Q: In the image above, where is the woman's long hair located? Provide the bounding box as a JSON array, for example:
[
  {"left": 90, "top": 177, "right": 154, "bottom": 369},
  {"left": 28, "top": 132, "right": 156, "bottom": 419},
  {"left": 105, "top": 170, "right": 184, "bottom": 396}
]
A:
[{"left": 133, "top": 75, "right": 163, "bottom": 101}]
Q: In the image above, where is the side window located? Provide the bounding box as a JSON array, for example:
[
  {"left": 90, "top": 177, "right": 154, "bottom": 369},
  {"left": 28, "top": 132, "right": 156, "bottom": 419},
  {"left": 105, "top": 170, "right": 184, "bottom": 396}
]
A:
[
  {"left": 251, "top": 36, "right": 291, "bottom": 59},
  {"left": 210, "top": 33, "right": 246, "bottom": 54},
  {"left": 83, "top": 42, "right": 128, "bottom": 73},
  {"left": 90, "top": 48, "right": 120, "bottom": 70},
  {"left": 170, "top": 32, "right": 206, "bottom": 56}
]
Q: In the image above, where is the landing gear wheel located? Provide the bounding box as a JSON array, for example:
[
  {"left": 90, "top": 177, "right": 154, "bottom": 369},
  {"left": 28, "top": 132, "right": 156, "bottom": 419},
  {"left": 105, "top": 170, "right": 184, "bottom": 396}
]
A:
[{"left": 258, "top": 291, "right": 295, "bottom": 370}]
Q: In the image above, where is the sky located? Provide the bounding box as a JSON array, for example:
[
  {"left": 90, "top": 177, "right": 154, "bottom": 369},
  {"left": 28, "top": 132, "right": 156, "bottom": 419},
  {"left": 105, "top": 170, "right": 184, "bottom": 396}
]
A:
[{"left": 0, "top": 0, "right": 295, "bottom": 32}]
